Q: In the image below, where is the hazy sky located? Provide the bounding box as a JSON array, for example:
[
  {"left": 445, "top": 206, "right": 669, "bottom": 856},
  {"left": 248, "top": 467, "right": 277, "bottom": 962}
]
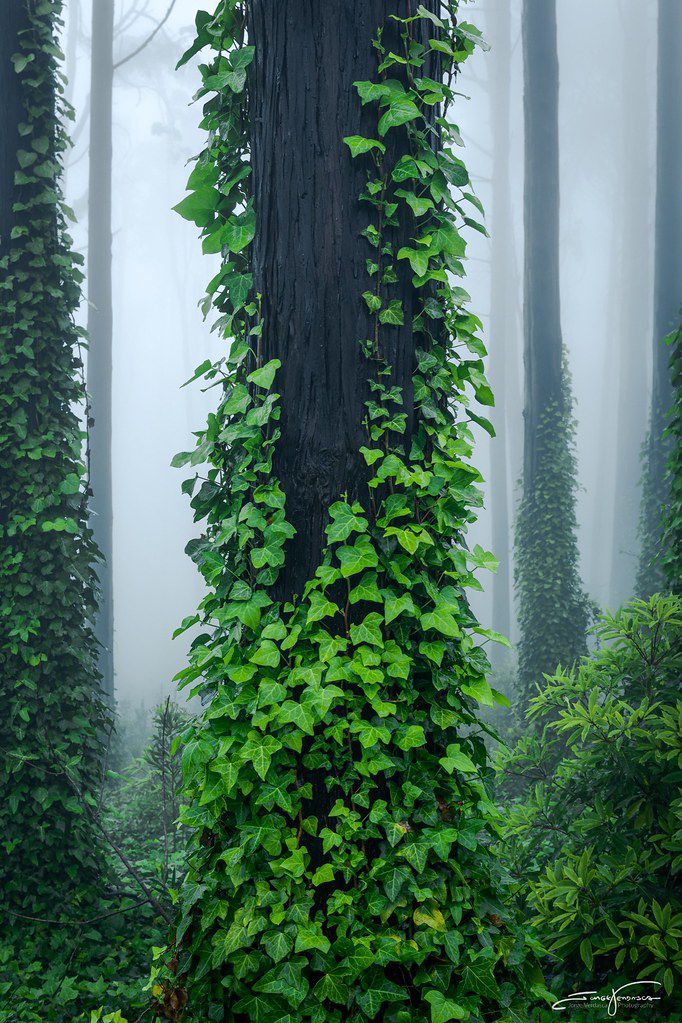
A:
[{"left": 62, "top": 0, "right": 658, "bottom": 705}]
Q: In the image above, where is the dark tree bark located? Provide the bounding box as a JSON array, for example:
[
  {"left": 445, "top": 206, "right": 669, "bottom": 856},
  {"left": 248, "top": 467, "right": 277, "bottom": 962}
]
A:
[
  {"left": 0, "top": 1, "right": 30, "bottom": 255},
  {"left": 87, "top": 0, "right": 115, "bottom": 699},
  {"left": 248, "top": 0, "right": 435, "bottom": 603},
  {"left": 522, "top": 0, "right": 564, "bottom": 491}
]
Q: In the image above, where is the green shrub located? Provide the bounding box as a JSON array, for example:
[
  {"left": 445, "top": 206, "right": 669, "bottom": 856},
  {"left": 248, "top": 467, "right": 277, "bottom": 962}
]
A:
[{"left": 499, "top": 595, "right": 682, "bottom": 1003}]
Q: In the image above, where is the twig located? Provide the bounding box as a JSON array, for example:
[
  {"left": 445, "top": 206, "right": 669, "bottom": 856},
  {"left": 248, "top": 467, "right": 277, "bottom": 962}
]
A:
[
  {"left": 113, "top": 0, "right": 178, "bottom": 69},
  {"left": 7, "top": 898, "right": 148, "bottom": 928}
]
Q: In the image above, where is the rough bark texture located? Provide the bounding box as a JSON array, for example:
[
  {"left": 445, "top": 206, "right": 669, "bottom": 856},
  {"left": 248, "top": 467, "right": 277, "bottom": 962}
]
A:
[
  {"left": 248, "top": 0, "right": 435, "bottom": 603},
  {"left": 0, "top": 1, "right": 30, "bottom": 257},
  {"left": 87, "top": 0, "right": 115, "bottom": 699},
  {"left": 522, "top": 0, "right": 563, "bottom": 491}
]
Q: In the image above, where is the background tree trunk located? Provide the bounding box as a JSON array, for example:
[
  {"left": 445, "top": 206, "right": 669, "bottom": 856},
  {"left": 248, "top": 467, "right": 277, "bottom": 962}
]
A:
[
  {"left": 0, "top": 1, "right": 30, "bottom": 253},
  {"left": 608, "top": 19, "right": 652, "bottom": 607},
  {"left": 488, "top": 1, "right": 516, "bottom": 647},
  {"left": 522, "top": 0, "right": 563, "bottom": 490},
  {"left": 87, "top": 0, "right": 115, "bottom": 699},
  {"left": 637, "top": 0, "right": 682, "bottom": 595},
  {"left": 248, "top": 0, "right": 435, "bottom": 603}
]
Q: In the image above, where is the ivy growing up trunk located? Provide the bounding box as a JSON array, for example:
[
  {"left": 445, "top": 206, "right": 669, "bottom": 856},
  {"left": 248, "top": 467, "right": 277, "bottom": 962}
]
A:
[
  {"left": 0, "top": 0, "right": 107, "bottom": 915},
  {"left": 515, "top": 0, "right": 591, "bottom": 704},
  {"left": 167, "top": 3, "right": 542, "bottom": 1021},
  {"left": 636, "top": 0, "right": 682, "bottom": 597}
]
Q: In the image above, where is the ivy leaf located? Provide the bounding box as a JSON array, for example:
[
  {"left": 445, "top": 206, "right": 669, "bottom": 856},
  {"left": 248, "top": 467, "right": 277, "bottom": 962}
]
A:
[
  {"left": 424, "top": 990, "right": 468, "bottom": 1023},
  {"left": 420, "top": 608, "right": 461, "bottom": 639},
  {"left": 384, "top": 593, "right": 417, "bottom": 624},
  {"left": 279, "top": 701, "right": 315, "bottom": 735},
  {"left": 313, "top": 972, "right": 349, "bottom": 1004},
  {"left": 249, "top": 640, "right": 281, "bottom": 668},
  {"left": 223, "top": 208, "right": 256, "bottom": 252},
  {"left": 396, "top": 725, "right": 426, "bottom": 750},
  {"left": 307, "top": 591, "right": 341, "bottom": 624},
  {"left": 337, "top": 536, "right": 379, "bottom": 578},
  {"left": 460, "top": 677, "right": 495, "bottom": 707},
  {"left": 242, "top": 734, "right": 282, "bottom": 780},
  {"left": 312, "top": 862, "right": 335, "bottom": 886},
  {"left": 344, "top": 136, "right": 386, "bottom": 157},
  {"left": 349, "top": 612, "right": 384, "bottom": 648},
  {"left": 262, "top": 930, "right": 294, "bottom": 963},
  {"left": 326, "top": 501, "right": 368, "bottom": 543},
  {"left": 378, "top": 97, "right": 421, "bottom": 136},
  {"left": 379, "top": 300, "right": 404, "bottom": 326},
  {"left": 357, "top": 976, "right": 407, "bottom": 1018},
  {"left": 248, "top": 359, "right": 281, "bottom": 389},
  {"left": 439, "top": 744, "right": 477, "bottom": 774},
  {"left": 460, "top": 960, "right": 500, "bottom": 1001}
]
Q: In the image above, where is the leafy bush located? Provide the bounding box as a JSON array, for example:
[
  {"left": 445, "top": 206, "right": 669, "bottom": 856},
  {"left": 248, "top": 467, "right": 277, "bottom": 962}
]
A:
[{"left": 499, "top": 595, "right": 682, "bottom": 1003}]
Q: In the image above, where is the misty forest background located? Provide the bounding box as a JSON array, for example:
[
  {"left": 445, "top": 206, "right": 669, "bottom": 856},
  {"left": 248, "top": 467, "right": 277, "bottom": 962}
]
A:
[
  {"left": 56, "top": 0, "right": 672, "bottom": 711},
  {"left": 0, "top": 0, "right": 680, "bottom": 1021}
]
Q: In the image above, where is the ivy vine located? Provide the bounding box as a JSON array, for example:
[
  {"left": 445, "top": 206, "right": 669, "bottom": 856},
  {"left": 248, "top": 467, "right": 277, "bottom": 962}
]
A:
[
  {"left": 0, "top": 0, "right": 107, "bottom": 915},
  {"left": 514, "top": 371, "right": 594, "bottom": 707},
  {"left": 168, "top": 3, "right": 545, "bottom": 1021}
]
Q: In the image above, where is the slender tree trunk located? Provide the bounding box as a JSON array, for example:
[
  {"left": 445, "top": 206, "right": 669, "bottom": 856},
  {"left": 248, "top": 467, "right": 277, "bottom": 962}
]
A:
[
  {"left": 522, "top": 0, "right": 563, "bottom": 488},
  {"left": 637, "top": 0, "right": 682, "bottom": 595},
  {"left": 248, "top": 0, "right": 435, "bottom": 603},
  {"left": 488, "top": 1, "right": 515, "bottom": 645},
  {"left": 0, "top": 2, "right": 30, "bottom": 253},
  {"left": 87, "top": 0, "right": 115, "bottom": 699},
  {"left": 609, "top": 17, "right": 653, "bottom": 606},
  {"left": 516, "top": 0, "right": 590, "bottom": 696},
  {"left": 652, "top": 0, "right": 682, "bottom": 369}
]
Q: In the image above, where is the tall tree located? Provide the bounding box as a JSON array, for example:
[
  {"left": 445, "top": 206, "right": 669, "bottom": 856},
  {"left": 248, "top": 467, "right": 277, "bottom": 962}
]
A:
[
  {"left": 608, "top": 9, "right": 654, "bottom": 606},
  {"left": 488, "top": 1, "right": 520, "bottom": 649},
  {"left": 0, "top": 0, "right": 105, "bottom": 914},
  {"left": 165, "top": 3, "right": 538, "bottom": 1020},
  {"left": 515, "top": 0, "right": 591, "bottom": 700},
  {"left": 637, "top": 0, "right": 682, "bottom": 595},
  {"left": 87, "top": 0, "right": 115, "bottom": 699}
]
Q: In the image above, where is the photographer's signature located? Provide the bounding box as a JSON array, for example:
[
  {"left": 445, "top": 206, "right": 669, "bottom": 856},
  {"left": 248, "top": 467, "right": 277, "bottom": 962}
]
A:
[{"left": 552, "top": 980, "right": 663, "bottom": 1017}]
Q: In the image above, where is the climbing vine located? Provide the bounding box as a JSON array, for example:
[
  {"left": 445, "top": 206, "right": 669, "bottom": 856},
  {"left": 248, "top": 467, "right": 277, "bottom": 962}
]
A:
[
  {"left": 168, "top": 3, "right": 544, "bottom": 1021},
  {"left": 514, "top": 372, "right": 594, "bottom": 706},
  {"left": 639, "top": 323, "right": 681, "bottom": 596},
  {"left": 0, "top": 0, "right": 107, "bottom": 914},
  {"left": 661, "top": 324, "right": 681, "bottom": 591}
]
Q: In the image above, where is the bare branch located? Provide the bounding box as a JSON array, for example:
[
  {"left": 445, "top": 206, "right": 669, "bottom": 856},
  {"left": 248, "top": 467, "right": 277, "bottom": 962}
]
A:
[{"left": 113, "top": 0, "right": 178, "bottom": 70}]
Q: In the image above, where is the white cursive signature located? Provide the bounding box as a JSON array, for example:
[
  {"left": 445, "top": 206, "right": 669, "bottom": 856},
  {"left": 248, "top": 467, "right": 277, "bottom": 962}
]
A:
[{"left": 552, "top": 980, "right": 663, "bottom": 1017}]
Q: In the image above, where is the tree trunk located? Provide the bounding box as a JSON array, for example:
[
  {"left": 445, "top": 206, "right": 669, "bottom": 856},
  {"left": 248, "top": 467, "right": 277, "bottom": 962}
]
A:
[
  {"left": 87, "top": 0, "right": 115, "bottom": 699},
  {"left": 488, "top": 1, "right": 515, "bottom": 645},
  {"left": 248, "top": 0, "right": 435, "bottom": 603},
  {"left": 637, "top": 0, "right": 682, "bottom": 595},
  {"left": 0, "top": 2, "right": 30, "bottom": 254},
  {"left": 522, "top": 0, "right": 564, "bottom": 492},
  {"left": 609, "top": 14, "right": 653, "bottom": 606}
]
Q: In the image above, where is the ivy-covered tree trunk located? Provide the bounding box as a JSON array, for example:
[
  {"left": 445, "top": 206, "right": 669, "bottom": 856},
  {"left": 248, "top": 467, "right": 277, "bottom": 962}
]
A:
[
  {"left": 637, "top": 0, "right": 682, "bottom": 596},
  {"left": 515, "top": 0, "right": 590, "bottom": 701},
  {"left": 248, "top": 1, "right": 434, "bottom": 603},
  {"left": 87, "top": 0, "right": 115, "bottom": 699},
  {"left": 0, "top": 0, "right": 106, "bottom": 914},
  {"left": 168, "top": 3, "right": 538, "bottom": 1021}
]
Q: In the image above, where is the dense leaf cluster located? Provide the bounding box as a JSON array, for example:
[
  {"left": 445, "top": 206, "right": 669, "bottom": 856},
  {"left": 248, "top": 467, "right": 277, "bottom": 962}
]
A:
[
  {"left": 0, "top": 0, "right": 107, "bottom": 916},
  {"left": 166, "top": 4, "right": 544, "bottom": 1021},
  {"left": 514, "top": 379, "right": 593, "bottom": 706},
  {"left": 499, "top": 596, "right": 682, "bottom": 1009}
]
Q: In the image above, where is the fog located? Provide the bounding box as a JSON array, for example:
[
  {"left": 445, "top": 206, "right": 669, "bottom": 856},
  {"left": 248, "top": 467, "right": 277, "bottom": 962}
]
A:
[{"left": 62, "top": 0, "right": 658, "bottom": 705}]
